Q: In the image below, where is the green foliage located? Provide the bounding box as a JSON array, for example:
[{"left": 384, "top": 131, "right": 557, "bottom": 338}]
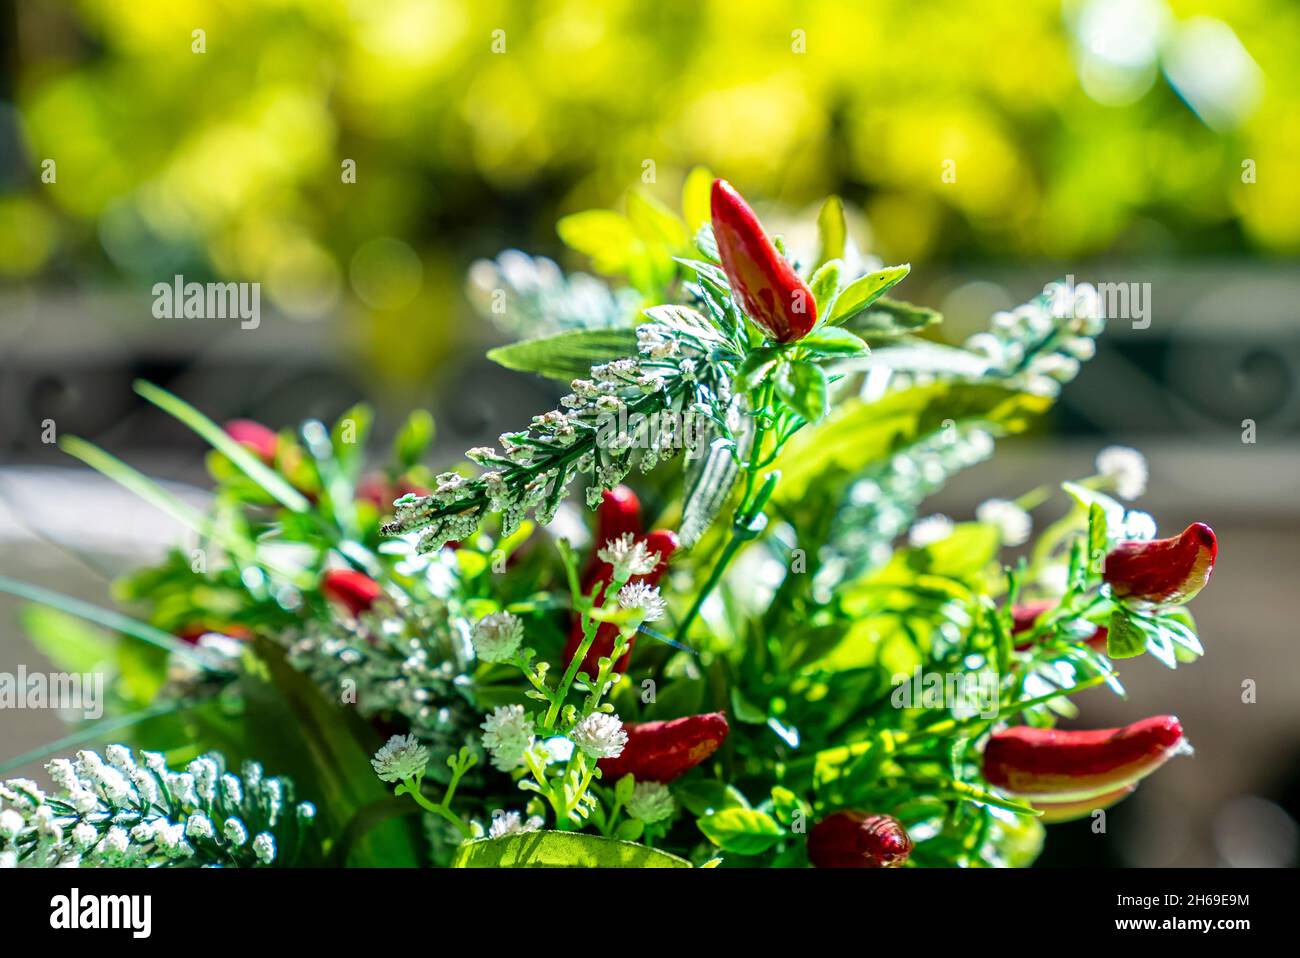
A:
[{"left": 452, "top": 831, "right": 691, "bottom": 868}]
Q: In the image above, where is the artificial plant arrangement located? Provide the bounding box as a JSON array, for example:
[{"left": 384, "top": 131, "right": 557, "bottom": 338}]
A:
[{"left": 0, "top": 173, "right": 1217, "bottom": 869}]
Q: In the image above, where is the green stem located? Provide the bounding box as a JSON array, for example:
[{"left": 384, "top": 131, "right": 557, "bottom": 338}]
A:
[{"left": 545, "top": 573, "right": 629, "bottom": 729}]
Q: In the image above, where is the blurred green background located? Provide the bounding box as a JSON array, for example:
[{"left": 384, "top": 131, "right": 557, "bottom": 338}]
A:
[{"left": 1, "top": 0, "right": 1298, "bottom": 867}]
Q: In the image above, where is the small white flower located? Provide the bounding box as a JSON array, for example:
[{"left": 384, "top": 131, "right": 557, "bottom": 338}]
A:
[
  {"left": 224, "top": 818, "right": 249, "bottom": 846},
  {"left": 480, "top": 705, "right": 535, "bottom": 772},
  {"left": 617, "top": 582, "right": 667, "bottom": 623},
  {"left": 627, "top": 781, "right": 675, "bottom": 824},
  {"left": 1096, "top": 445, "right": 1147, "bottom": 500},
  {"left": 252, "top": 832, "right": 276, "bottom": 865},
  {"left": 976, "top": 498, "right": 1032, "bottom": 547},
  {"left": 908, "top": 514, "right": 954, "bottom": 548},
  {"left": 1122, "top": 510, "right": 1158, "bottom": 541},
  {"left": 45, "top": 759, "right": 81, "bottom": 793},
  {"left": 571, "top": 712, "right": 628, "bottom": 760},
  {"left": 541, "top": 736, "right": 575, "bottom": 764},
  {"left": 71, "top": 822, "right": 98, "bottom": 850},
  {"left": 487, "top": 809, "right": 544, "bottom": 839},
  {"left": 185, "top": 813, "right": 214, "bottom": 841},
  {"left": 0, "top": 850, "right": 16, "bottom": 868},
  {"left": 597, "top": 533, "right": 659, "bottom": 578},
  {"left": 98, "top": 825, "right": 130, "bottom": 859},
  {"left": 130, "top": 822, "right": 155, "bottom": 844},
  {"left": 371, "top": 734, "right": 430, "bottom": 783},
  {"left": 471, "top": 611, "right": 525, "bottom": 663},
  {"left": 0, "top": 809, "right": 25, "bottom": 841}
]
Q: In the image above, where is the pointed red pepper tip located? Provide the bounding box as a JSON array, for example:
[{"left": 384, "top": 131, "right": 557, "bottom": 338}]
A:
[
  {"left": 1104, "top": 521, "right": 1217, "bottom": 606},
  {"left": 223, "top": 419, "right": 278, "bottom": 465},
  {"left": 808, "top": 811, "right": 913, "bottom": 868},
  {"left": 597, "top": 711, "right": 729, "bottom": 783},
  {"left": 710, "top": 179, "right": 817, "bottom": 343},
  {"left": 321, "top": 569, "right": 384, "bottom": 618}
]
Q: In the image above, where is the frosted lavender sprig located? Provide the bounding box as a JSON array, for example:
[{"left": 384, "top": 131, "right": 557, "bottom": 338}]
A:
[{"left": 0, "top": 746, "right": 317, "bottom": 868}]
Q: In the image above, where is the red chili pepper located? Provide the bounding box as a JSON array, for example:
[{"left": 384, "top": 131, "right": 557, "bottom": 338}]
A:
[
  {"left": 1031, "top": 784, "right": 1136, "bottom": 824},
  {"left": 223, "top": 419, "right": 278, "bottom": 466},
  {"left": 321, "top": 569, "right": 384, "bottom": 618},
  {"left": 597, "top": 712, "right": 729, "bottom": 783},
  {"left": 1104, "top": 522, "right": 1217, "bottom": 606},
  {"left": 982, "top": 715, "right": 1188, "bottom": 802},
  {"left": 1010, "top": 599, "right": 1107, "bottom": 651},
  {"left": 711, "top": 179, "right": 817, "bottom": 343},
  {"left": 564, "top": 488, "right": 677, "bottom": 674},
  {"left": 807, "top": 811, "right": 913, "bottom": 868}
]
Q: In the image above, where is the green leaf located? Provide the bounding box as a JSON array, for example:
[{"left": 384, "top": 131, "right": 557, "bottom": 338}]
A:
[
  {"left": 394, "top": 409, "right": 435, "bottom": 469},
  {"left": 775, "top": 361, "right": 829, "bottom": 423},
  {"left": 331, "top": 403, "right": 372, "bottom": 477},
  {"left": 487, "top": 328, "right": 639, "bottom": 382},
  {"left": 1063, "top": 481, "right": 1126, "bottom": 532},
  {"left": 737, "top": 347, "right": 781, "bottom": 390},
  {"left": 641, "top": 303, "right": 727, "bottom": 345},
  {"left": 134, "top": 380, "right": 311, "bottom": 513},
  {"left": 1107, "top": 607, "right": 1146, "bottom": 659},
  {"left": 556, "top": 209, "right": 639, "bottom": 275},
  {"left": 697, "top": 807, "right": 784, "bottom": 855},
  {"left": 827, "top": 265, "right": 911, "bottom": 325},
  {"left": 452, "top": 831, "right": 691, "bottom": 868},
  {"left": 809, "top": 260, "right": 842, "bottom": 316},
  {"left": 801, "top": 326, "right": 868, "bottom": 357},
  {"left": 773, "top": 382, "right": 1052, "bottom": 503},
  {"left": 615, "top": 819, "right": 645, "bottom": 842},
  {"left": 1087, "top": 502, "right": 1108, "bottom": 574},
  {"left": 839, "top": 296, "right": 941, "bottom": 341},
  {"left": 815, "top": 195, "right": 847, "bottom": 268},
  {"left": 615, "top": 773, "right": 636, "bottom": 804},
  {"left": 682, "top": 166, "right": 714, "bottom": 234}
]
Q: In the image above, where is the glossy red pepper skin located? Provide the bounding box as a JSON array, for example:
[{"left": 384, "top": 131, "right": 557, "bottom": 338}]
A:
[
  {"left": 711, "top": 179, "right": 817, "bottom": 343},
  {"left": 1104, "top": 522, "right": 1216, "bottom": 606},
  {"left": 224, "top": 419, "right": 278, "bottom": 465},
  {"left": 808, "top": 811, "right": 913, "bottom": 868},
  {"left": 597, "top": 712, "right": 729, "bottom": 783},
  {"left": 565, "top": 487, "right": 678, "bottom": 674},
  {"left": 1010, "top": 599, "right": 1107, "bottom": 651},
  {"left": 321, "top": 569, "right": 384, "bottom": 618},
  {"left": 982, "top": 715, "right": 1187, "bottom": 802}
]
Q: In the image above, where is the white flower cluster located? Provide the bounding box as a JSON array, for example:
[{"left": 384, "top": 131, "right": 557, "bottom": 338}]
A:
[
  {"left": 480, "top": 705, "right": 536, "bottom": 772},
  {"left": 626, "top": 781, "right": 676, "bottom": 825},
  {"left": 976, "top": 498, "right": 1033, "bottom": 547},
  {"left": 0, "top": 747, "right": 315, "bottom": 869},
  {"left": 382, "top": 308, "right": 736, "bottom": 553},
  {"left": 471, "top": 611, "right": 525, "bottom": 664},
  {"left": 908, "top": 514, "right": 955, "bottom": 548},
  {"left": 371, "top": 735, "right": 431, "bottom": 783},
  {"left": 466, "top": 250, "right": 640, "bottom": 336},
  {"left": 617, "top": 581, "right": 667, "bottom": 623},
  {"left": 487, "top": 808, "right": 544, "bottom": 839},
  {"left": 597, "top": 534, "right": 661, "bottom": 579},
  {"left": 1096, "top": 445, "right": 1148, "bottom": 501},
  {"left": 570, "top": 712, "right": 628, "bottom": 760}
]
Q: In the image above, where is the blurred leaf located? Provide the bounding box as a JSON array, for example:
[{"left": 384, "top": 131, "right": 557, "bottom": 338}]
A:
[
  {"left": 1106, "top": 607, "right": 1146, "bottom": 659},
  {"left": 815, "top": 195, "right": 847, "bottom": 268},
  {"left": 682, "top": 166, "right": 714, "bottom": 233},
  {"left": 627, "top": 189, "right": 687, "bottom": 249},
  {"left": 19, "top": 604, "right": 114, "bottom": 674},
  {"left": 801, "top": 326, "right": 868, "bottom": 357},
  {"left": 452, "top": 831, "right": 690, "bottom": 867},
  {"left": 840, "top": 297, "right": 941, "bottom": 341},
  {"left": 487, "top": 328, "right": 638, "bottom": 381},
  {"left": 394, "top": 409, "right": 435, "bottom": 469},
  {"left": 679, "top": 433, "right": 741, "bottom": 548},
  {"left": 808, "top": 259, "right": 842, "bottom": 314},
  {"left": 556, "top": 210, "right": 639, "bottom": 275}
]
